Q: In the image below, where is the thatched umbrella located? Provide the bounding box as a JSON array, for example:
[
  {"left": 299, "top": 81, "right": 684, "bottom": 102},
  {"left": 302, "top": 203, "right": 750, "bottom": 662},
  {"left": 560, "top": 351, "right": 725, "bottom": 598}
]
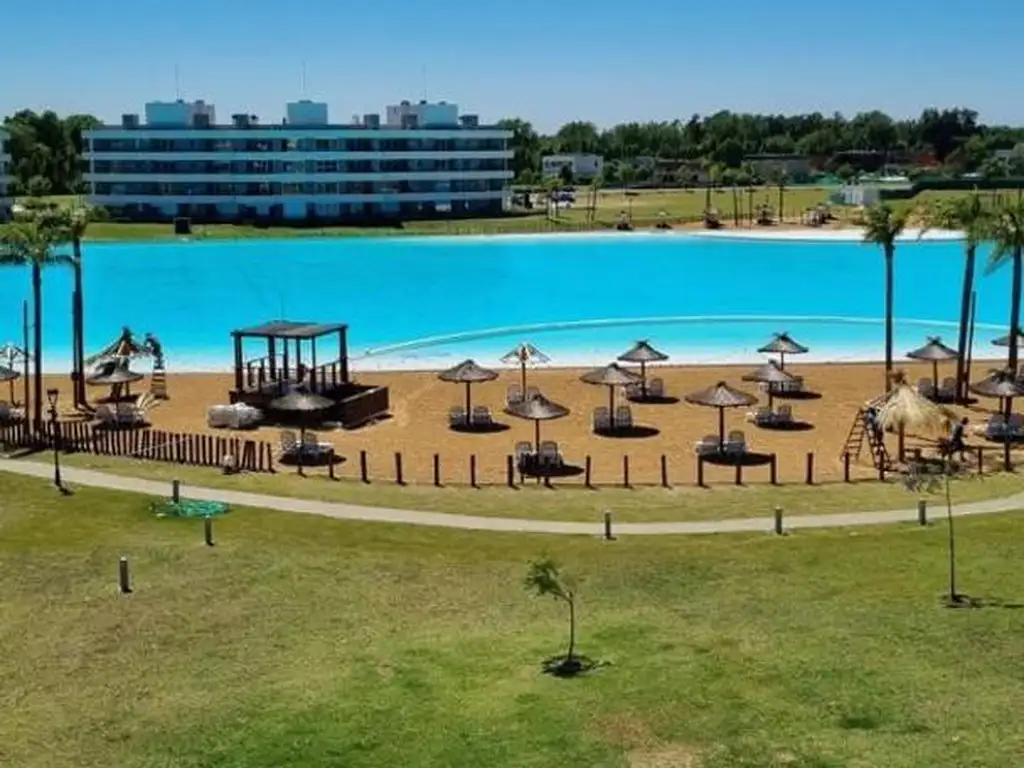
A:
[
  {"left": 0, "top": 364, "right": 19, "bottom": 404},
  {"left": 438, "top": 359, "right": 498, "bottom": 419},
  {"left": 685, "top": 381, "right": 758, "bottom": 444},
  {"left": 270, "top": 390, "right": 335, "bottom": 474},
  {"left": 741, "top": 361, "right": 796, "bottom": 409},
  {"left": 87, "top": 361, "right": 145, "bottom": 400},
  {"left": 505, "top": 392, "right": 569, "bottom": 449},
  {"left": 617, "top": 340, "right": 668, "bottom": 397},
  {"left": 991, "top": 328, "right": 1024, "bottom": 348},
  {"left": 580, "top": 363, "right": 641, "bottom": 417},
  {"left": 86, "top": 326, "right": 146, "bottom": 367},
  {"left": 906, "top": 336, "right": 959, "bottom": 394},
  {"left": 758, "top": 332, "right": 809, "bottom": 370},
  {"left": 970, "top": 370, "right": 1024, "bottom": 401},
  {"left": 876, "top": 377, "right": 954, "bottom": 437},
  {"left": 500, "top": 343, "right": 550, "bottom": 391}
]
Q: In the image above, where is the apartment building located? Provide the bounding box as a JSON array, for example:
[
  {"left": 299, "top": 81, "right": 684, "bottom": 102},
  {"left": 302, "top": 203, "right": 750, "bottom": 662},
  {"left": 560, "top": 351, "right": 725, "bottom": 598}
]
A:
[
  {"left": 0, "top": 128, "right": 12, "bottom": 220},
  {"left": 83, "top": 99, "right": 514, "bottom": 223}
]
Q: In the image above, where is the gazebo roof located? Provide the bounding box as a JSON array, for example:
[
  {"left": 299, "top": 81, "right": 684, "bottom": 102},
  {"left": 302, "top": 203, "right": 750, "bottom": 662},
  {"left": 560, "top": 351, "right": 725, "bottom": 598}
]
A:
[{"left": 232, "top": 321, "right": 348, "bottom": 339}]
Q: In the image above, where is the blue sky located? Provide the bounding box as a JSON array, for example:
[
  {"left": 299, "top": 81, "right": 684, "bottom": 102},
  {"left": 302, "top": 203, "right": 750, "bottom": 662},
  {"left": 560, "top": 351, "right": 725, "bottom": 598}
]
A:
[{"left": 1, "top": 0, "right": 1020, "bottom": 131}]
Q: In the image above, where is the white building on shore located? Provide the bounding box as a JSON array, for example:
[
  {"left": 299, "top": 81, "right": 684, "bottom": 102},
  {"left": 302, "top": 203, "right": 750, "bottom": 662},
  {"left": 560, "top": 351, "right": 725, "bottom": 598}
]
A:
[
  {"left": 83, "top": 99, "right": 514, "bottom": 223},
  {"left": 0, "top": 128, "right": 12, "bottom": 220},
  {"left": 541, "top": 153, "right": 603, "bottom": 181}
]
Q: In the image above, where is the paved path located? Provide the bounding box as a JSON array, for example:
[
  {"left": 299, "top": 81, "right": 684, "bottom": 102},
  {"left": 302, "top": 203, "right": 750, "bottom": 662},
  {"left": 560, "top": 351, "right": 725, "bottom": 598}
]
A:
[{"left": 2, "top": 460, "right": 1022, "bottom": 536}]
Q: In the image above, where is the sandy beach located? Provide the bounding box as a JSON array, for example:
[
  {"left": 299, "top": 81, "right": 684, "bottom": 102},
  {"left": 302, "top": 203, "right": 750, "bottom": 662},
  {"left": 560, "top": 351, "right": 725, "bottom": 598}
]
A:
[{"left": 28, "top": 356, "right": 1003, "bottom": 488}]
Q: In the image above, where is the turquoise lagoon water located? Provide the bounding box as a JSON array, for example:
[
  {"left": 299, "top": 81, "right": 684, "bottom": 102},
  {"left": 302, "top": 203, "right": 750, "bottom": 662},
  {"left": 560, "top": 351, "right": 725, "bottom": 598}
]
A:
[{"left": 0, "top": 232, "right": 1012, "bottom": 372}]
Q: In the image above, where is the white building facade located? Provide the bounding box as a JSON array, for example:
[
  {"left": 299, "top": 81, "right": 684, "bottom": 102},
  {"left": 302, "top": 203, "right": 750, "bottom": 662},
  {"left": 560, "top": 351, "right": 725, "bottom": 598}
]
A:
[
  {"left": 0, "top": 128, "right": 12, "bottom": 220},
  {"left": 541, "top": 154, "right": 604, "bottom": 181},
  {"left": 83, "top": 99, "right": 513, "bottom": 222}
]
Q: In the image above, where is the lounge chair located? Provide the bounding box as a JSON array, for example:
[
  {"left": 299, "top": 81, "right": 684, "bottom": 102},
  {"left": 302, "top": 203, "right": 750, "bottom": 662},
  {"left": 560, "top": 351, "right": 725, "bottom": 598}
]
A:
[
  {"left": 593, "top": 407, "right": 611, "bottom": 432},
  {"left": 647, "top": 378, "right": 665, "bottom": 398},
  {"left": 917, "top": 378, "right": 936, "bottom": 398},
  {"left": 515, "top": 441, "right": 534, "bottom": 471},
  {"left": 114, "top": 402, "right": 147, "bottom": 427},
  {"left": 471, "top": 405, "right": 493, "bottom": 427},
  {"left": 624, "top": 381, "right": 643, "bottom": 400},
  {"left": 302, "top": 431, "right": 334, "bottom": 457},
  {"left": 985, "top": 415, "right": 1007, "bottom": 441},
  {"left": 777, "top": 404, "right": 794, "bottom": 425},
  {"left": 937, "top": 377, "right": 957, "bottom": 400},
  {"left": 538, "top": 440, "right": 563, "bottom": 467},
  {"left": 448, "top": 405, "right": 467, "bottom": 428},
  {"left": 747, "top": 406, "right": 772, "bottom": 425},
  {"left": 280, "top": 430, "right": 300, "bottom": 458},
  {"left": 782, "top": 376, "right": 804, "bottom": 393},
  {"left": 506, "top": 384, "right": 523, "bottom": 405},
  {"left": 614, "top": 405, "right": 633, "bottom": 429},
  {"left": 0, "top": 401, "right": 23, "bottom": 423},
  {"left": 694, "top": 434, "right": 721, "bottom": 456},
  {"left": 1009, "top": 413, "right": 1024, "bottom": 439},
  {"left": 723, "top": 430, "right": 747, "bottom": 455},
  {"left": 525, "top": 385, "right": 540, "bottom": 401}
]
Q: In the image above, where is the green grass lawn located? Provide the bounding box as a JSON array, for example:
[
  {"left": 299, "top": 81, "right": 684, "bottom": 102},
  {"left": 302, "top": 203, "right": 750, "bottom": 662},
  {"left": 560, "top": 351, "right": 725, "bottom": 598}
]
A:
[
  {"left": 42, "top": 452, "right": 1024, "bottom": 523},
  {"left": 3, "top": 471, "right": 1024, "bottom": 767}
]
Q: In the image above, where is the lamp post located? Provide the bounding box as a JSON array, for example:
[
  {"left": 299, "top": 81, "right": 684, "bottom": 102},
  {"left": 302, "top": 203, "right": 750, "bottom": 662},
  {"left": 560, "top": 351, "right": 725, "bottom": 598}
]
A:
[{"left": 46, "top": 388, "right": 62, "bottom": 490}]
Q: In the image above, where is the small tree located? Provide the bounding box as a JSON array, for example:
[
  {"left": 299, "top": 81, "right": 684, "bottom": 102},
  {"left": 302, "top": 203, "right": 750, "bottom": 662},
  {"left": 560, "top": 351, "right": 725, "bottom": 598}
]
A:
[
  {"left": 525, "top": 558, "right": 581, "bottom": 674},
  {"left": 558, "top": 163, "right": 575, "bottom": 187}
]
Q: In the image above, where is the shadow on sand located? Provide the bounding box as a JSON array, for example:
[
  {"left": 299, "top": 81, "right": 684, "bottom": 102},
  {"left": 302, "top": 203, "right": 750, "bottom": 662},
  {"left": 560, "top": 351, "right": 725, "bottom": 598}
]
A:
[
  {"left": 701, "top": 451, "right": 774, "bottom": 468},
  {"left": 593, "top": 425, "right": 661, "bottom": 439}
]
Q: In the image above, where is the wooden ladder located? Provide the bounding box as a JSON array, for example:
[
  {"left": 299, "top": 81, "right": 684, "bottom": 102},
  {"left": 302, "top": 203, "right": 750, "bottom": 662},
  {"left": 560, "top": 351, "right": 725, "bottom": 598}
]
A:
[
  {"left": 841, "top": 408, "right": 868, "bottom": 460},
  {"left": 150, "top": 363, "right": 169, "bottom": 400}
]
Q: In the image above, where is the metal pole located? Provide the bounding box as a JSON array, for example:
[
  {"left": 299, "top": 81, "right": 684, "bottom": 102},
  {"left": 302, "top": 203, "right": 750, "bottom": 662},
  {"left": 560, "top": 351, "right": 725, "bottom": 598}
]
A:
[{"left": 50, "top": 406, "right": 62, "bottom": 490}]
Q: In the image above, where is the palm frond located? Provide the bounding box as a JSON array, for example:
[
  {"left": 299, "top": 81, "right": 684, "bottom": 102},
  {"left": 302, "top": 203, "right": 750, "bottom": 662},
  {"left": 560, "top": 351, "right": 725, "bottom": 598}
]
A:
[{"left": 984, "top": 199, "right": 1024, "bottom": 275}]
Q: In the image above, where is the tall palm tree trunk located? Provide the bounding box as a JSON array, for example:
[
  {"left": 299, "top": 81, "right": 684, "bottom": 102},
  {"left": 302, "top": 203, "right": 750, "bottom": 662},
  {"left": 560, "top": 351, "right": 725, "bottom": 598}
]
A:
[
  {"left": 32, "top": 263, "right": 43, "bottom": 427},
  {"left": 1008, "top": 247, "right": 1022, "bottom": 380},
  {"left": 884, "top": 245, "right": 895, "bottom": 390},
  {"left": 955, "top": 246, "right": 976, "bottom": 401}
]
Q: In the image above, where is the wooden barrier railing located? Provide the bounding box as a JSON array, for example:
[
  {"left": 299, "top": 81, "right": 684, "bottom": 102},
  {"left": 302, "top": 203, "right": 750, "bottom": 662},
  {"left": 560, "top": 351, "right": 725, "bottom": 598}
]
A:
[{"left": 0, "top": 421, "right": 275, "bottom": 473}]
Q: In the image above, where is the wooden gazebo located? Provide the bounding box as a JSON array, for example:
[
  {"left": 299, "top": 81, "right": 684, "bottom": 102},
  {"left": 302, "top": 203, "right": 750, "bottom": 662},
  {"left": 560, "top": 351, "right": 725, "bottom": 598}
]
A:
[{"left": 229, "top": 320, "right": 388, "bottom": 428}]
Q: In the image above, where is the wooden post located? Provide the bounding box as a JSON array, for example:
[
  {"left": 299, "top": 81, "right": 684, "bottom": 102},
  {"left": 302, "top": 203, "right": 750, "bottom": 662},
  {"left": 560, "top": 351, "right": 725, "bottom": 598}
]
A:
[
  {"left": 204, "top": 516, "right": 215, "bottom": 546},
  {"left": 977, "top": 445, "right": 984, "bottom": 475},
  {"left": 359, "top": 450, "right": 368, "bottom": 483},
  {"left": 879, "top": 459, "right": 886, "bottom": 481},
  {"left": 660, "top": 454, "right": 669, "bottom": 487},
  {"left": 843, "top": 451, "right": 851, "bottom": 482},
  {"left": 603, "top": 511, "right": 614, "bottom": 541},
  {"left": 469, "top": 454, "right": 477, "bottom": 488},
  {"left": 584, "top": 455, "right": 592, "bottom": 488},
  {"left": 805, "top": 451, "right": 814, "bottom": 485},
  {"left": 434, "top": 453, "right": 442, "bottom": 487},
  {"left": 696, "top": 455, "right": 704, "bottom": 487},
  {"left": 506, "top": 455, "right": 515, "bottom": 488},
  {"left": 917, "top": 499, "right": 927, "bottom": 526},
  {"left": 118, "top": 556, "right": 132, "bottom": 594},
  {"left": 770, "top": 453, "right": 778, "bottom": 485},
  {"left": 171, "top": 479, "right": 180, "bottom": 504},
  {"left": 773, "top": 506, "right": 783, "bottom": 535},
  {"left": 394, "top": 451, "right": 404, "bottom": 485},
  {"left": 734, "top": 462, "right": 742, "bottom": 486},
  {"left": 1004, "top": 440, "right": 1012, "bottom": 472},
  {"left": 622, "top": 455, "right": 629, "bottom": 488},
  {"left": 328, "top": 449, "right": 336, "bottom": 480}
]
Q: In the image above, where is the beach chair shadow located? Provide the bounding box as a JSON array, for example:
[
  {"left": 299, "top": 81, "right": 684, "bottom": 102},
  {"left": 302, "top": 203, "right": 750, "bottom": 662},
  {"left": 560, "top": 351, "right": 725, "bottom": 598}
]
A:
[
  {"left": 772, "top": 389, "right": 822, "bottom": 401},
  {"left": 593, "top": 425, "right": 660, "bottom": 439},
  {"left": 702, "top": 451, "right": 773, "bottom": 468},
  {"left": 758, "top": 420, "right": 814, "bottom": 432}
]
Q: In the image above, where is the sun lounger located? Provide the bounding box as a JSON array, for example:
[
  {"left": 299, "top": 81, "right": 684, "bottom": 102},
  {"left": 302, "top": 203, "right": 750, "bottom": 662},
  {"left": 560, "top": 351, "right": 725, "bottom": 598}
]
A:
[
  {"left": 777, "top": 404, "right": 794, "bottom": 424},
  {"left": 449, "top": 405, "right": 467, "bottom": 428},
  {"left": 471, "top": 405, "right": 493, "bottom": 427},
  {"left": 538, "top": 440, "right": 563, "bottom": 467},
  {"left": 747, "top": 406, "right": 772, "bottom": 425},
  {"left": 1009, "top": 413, "right": 1024, "bottom": 438},
  {"left": 614, "top": 406, "right": 633, "bottom": 429},
  {"left": 515, "top": 441, "right": 534, "bottom": 472},
  {"left": 280, "top": 430, "right": 300, "bottom": 458},
  {"left": 917, "top": 378, "right": 936, "bottom": 398},
  {"left": 985, "top": 415, "right": 1007, "bottom": 441},
  {"left": 724, "top": 430, "right": 747, "bottom": 455},
  {"left": 525, "top": 386, "right": 540, "bottom": 401},
  {"left": 593, "top": 407, "right": 611, "bottom": 432},
  {"left": 938, "top": 377, "right": 957, "bottom": 400},
  {"left": 302, "top": 431, "right": 334, "bottom": 457},
  {"left": 506, "top": 384, "right": 523, "bottom": 405},
  {"left": 647, "top": 378, "right": 664, "bottom": 398},
  {"left": 694, "top": 434, "right": 721, "bottom": 455}
]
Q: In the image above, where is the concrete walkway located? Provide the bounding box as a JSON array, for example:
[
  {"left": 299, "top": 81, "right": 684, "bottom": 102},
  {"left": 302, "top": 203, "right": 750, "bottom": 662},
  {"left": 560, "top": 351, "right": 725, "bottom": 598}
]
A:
[{"left": 3, "top": 459, "right": 1023, "bottom": 536}]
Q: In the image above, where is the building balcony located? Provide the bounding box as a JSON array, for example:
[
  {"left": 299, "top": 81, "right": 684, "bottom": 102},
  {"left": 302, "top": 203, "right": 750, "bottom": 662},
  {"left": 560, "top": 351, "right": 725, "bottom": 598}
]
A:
[
  {"left": 87, "top": 190, "right": 506, "bottom": 205},
  {"left": 86, "top": 149, "right": 513, "bottom": 163},
  {"left": 83, "top": 170, "right": 513, "bottom": 186}
]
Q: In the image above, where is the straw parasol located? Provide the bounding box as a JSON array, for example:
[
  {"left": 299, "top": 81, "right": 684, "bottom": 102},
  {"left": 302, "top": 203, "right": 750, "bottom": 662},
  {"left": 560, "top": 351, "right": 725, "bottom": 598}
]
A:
[
  {"left": 969, "top": 370, "right": 1024, "bottom": 400},
  {"left": 86, "top": 326, "right": 147, "bottom": 367},
  {"left": 758, "top": 332, "right": 809, "bottom": 370},
  {"left": 580, "top": 363, "right": 641, "bottom": 417},
  {"left": 991, "top": 327, "right": 1024, "bottom": 347},
  {"left": 876, "top": 375, "right": 955, "bottom": 437},
  {"left": 270, "top": 390, "right": 335, "bottom": 473},
  {"left": 685, "top": 381, "right": 758, "bottom": 444},
  {"left": 741, "top": 361, "right": 796, "bottom": 409},
  {"left": 617, "top": 340, "right": 669, "bottom": 397},
  {"left": 87, "top": 360, "right": 145, "bottom": 400},
  {"left": 906, "top": 336, "right": 959, "bottom": 394},
  {"left": 505, "top": 392, "right": 570, "bottom": 449},
  {"left": 501, "top": 342, "right": 551, "bottom": 391},
  {"left": 438, "top": 359, "right": 498, "bottom": 418},
  {"left": 0, "top": 364, "right": 19, "bottom": 404}
]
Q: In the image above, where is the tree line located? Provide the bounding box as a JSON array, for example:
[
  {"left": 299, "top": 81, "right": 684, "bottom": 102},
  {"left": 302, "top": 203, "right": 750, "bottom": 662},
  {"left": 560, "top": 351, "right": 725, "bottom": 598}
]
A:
[
  {"left": 2, "top": 110, "right": 101, "bottom": 197},
  {"left": 498, "top": 108, "right": 1024, "bottom": 184}
]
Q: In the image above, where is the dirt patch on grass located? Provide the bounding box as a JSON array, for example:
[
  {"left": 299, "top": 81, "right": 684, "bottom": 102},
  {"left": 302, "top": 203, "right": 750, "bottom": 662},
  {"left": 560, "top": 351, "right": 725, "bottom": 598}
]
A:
[{"left": 628, "top": 743, "right": 703, "bottom": 768}]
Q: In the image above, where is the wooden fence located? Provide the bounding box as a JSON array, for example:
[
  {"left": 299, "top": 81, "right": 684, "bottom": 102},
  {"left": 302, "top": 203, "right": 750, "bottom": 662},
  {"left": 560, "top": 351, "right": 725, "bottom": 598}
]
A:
[{"left": 0, "top": 421, "right": 275, "bottom": 473}]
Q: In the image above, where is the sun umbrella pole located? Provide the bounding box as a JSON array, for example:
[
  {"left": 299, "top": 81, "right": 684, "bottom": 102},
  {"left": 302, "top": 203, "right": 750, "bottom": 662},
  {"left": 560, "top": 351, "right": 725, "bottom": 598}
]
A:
[
  {"left": 933, "top": 361, "right": 939, "bottom": 394},
  {"left": 779, "top": 352, "right": 785, "bottom": 371},
  {"left": 465, "top": 381, "right": 472, "bottom": 417},
  {"left": 718, "top": 407, "right": 725, "bottom": 446},
  {"left": 640, "top": 361, "right": 647, "bottom": 396},
  {"left": 520, "top": 360, "right": 527, "bottom": 392},
  {"left": 534, "top": 419, "right": 541, "bottom": 451},
  {"left": 608, "top": 386, "right": 615, "bottom": 421}
]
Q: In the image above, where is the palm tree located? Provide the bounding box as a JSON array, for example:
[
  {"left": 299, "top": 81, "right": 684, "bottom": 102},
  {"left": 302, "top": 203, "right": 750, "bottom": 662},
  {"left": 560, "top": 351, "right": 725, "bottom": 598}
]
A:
[
  {"left": 863, "top": 203, "right": 911, "bottom": 391},
  {"left": 55, "top": 204, "right": 96, "bottom": 408},
  {"left": 918, "top": 194, "right": 989, "bottom": 401},
  {"left": 986, "top": 199, "right": 1024, "bottom": 382},
  {"left": 0, "top": 209, "right": 72, "bottom": 425}
]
